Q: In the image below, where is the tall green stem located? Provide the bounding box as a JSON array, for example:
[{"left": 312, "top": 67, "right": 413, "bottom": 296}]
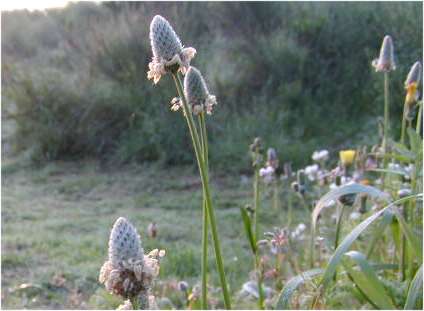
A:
[
  {"left": 334, "top": 203, "right": 347, "bottom": 281},
  {"left": 172, "top": 73, "right": 231, "bottom": 309},
  {"left": 416, "top": 102, "right": 422, "bottom": 134},
  {"left": 382, "top": 72, "right": 390, "bottom": 186},
  {"left": 401, "top": 99, "right": 408, "bottom": 144},
  {"left": 253, "top": 165, "right": 265, "bottom": 309},
  {"left": 198, "top": 113, "right": 209, "bottom": 309}
]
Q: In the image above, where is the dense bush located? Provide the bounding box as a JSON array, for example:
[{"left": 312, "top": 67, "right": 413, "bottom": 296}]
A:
[{"left": 1, "top": 2, "right": 422, "bottom": 169}]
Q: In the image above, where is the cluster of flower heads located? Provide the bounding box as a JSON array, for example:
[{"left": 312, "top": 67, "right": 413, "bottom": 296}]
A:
[
  {"left": 99, "top": 217, "right": 165, "bottom": 310},
  {"left": 148, "top": 15, "right": 217, "bottom": 115}
]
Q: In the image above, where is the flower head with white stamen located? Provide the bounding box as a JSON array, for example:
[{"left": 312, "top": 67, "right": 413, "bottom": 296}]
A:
[
  {"left": 148, "top": 15, "right": 196, "bottom": 84},
  {"left": 184, "top": 66, "right": 217, "bottom": 115}
]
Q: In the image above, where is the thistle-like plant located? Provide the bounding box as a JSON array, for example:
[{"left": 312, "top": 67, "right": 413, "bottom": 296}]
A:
[
  {"left": 99, "top": 217, "right": 165, "bottom": 309},
  {"left": 148, "top": 15, "right": 231, "bottom": 309}
]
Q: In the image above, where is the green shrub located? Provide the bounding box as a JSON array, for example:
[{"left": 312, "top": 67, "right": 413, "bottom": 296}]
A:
[{"left": 1, "top": 2, "right": 422, "bottom": 169}]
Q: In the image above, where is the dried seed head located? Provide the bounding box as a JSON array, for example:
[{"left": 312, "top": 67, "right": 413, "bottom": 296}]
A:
[
  {"left": 109, "top": 217, "right": 143, "bottom": 264},
  {"left": 405, "top": 61, "right": 422, "bottom": 88},
  {"left": 184, "top": 67, "right": 217, "bottom": 115},
  {"left": 147, "top": 15, "right": 196, "bottom": 84},
  {"left": 150, "top": 15, "right": 183, "bottom": 62},
  {"left": 372, "top": 35, "right": 396, "bottom": 72}
]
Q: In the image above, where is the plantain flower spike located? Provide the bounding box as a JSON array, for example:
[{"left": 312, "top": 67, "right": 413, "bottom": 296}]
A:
[
  {"left": 404, "top": 61, "right": 422, "bottom": 106},
  {"left": 184, "top": 66, "right": 217, "bottom": 115},
  {"left": 99, "top": 217, "right": 165, "bottom": 309},
  {"left": 372, "top": 35, "right": 396, "bottom": 72},
  {"left": 148, "top": 15, "right": 196, "bottom": 84}
]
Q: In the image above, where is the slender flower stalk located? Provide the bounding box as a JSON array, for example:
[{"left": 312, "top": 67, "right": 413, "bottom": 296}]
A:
[
  {"left": 172, "top": 71, "right": 231, "bottom": 308},
  {"left": 250, "top": 138, "right": 265, "bottom": 310},
  {"left": 333, "top": 202, "right": 347, "bottom": 281},
  {"left": 148, "top": 15, "right": 230, "bottom": 308},
  {"left": 373, "top": 35, "right": 396, "bottom": 185},
  {"left": 417, "top": 101, "right": 423, "bottom": 134},
  {"left": 198, "top": 111, "right": 209, "bottom": 309}
]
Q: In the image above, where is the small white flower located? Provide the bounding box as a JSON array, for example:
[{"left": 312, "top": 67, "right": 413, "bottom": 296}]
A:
[
  {"left": 304, "top": 164, "right": 319, "bottom": 181},
  {"left": 312, "top": 150, "right": 329, "bottom": 162},
  {"left": 350, "top": 212, "right": 361, "bottom": 221}
]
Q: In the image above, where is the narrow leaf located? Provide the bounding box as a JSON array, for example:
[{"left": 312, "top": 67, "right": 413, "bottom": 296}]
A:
[
  {"left": 275, "top": 268, "right": 323, "bottom": 310},
  {"left": 344, "top": 251, "right": 396, "bottom": 309},
  {"left": 320, "top": 194, "right": 422, "bottom": 291},
  {"left": 240, "top": 207, "right": 256, "bottom": 253},
  {"left": 404, "top": 265, "right": 423, "bottom": 310}
]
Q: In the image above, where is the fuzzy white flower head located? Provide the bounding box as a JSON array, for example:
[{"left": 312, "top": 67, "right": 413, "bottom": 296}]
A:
[
  {"left": 184, "top": 66, "right": 217, "bottom": 115},
  {"left": 304, "top": 164, "right": 319, "bottom": 181},
  {"left": 259, "top": 166, "right": 275, "bottom": 184},
  {"left": 148, "top": 15, "right": 196, "bottom": 84},
  {"left": 312, "top": 150, "right": 329, "bottom": 162},
  {"left": 372, "top": 35, "right": 396, "bottom": 72},
  {"left": 405, "top": 61, "right": 422, "bottom": 88},
  {"left": 108, "top": 217, "right": 144, "bottom": 264},
  {"left": 99, "top": 217, "right": 165, "bottom": 304}
]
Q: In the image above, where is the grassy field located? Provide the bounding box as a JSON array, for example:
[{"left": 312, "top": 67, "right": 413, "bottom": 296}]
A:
[{"left": 1, "top": 159, "right": 306, "bottom": 309}]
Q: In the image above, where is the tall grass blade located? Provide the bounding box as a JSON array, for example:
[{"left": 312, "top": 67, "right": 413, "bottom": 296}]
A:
[
  {"left": 404, "top": 264, "right": 423, "bottom": 310},
  {"left": 392, "top": 208, "right": 423, "bottom": 263},
  {"left": 275, "top": 268, "right": 324, "bottom": 310},
  {"left": 240, "top": 207, "right": 256, "bottom": 253},
  {"left": 344, "top": 251, "right": 396, "bottom": 309},
  {"left": 312, "top": 183, "right": 389, "bottom": 232},
  {"left": 319, "top": 194, "right": 422, "bottom": 291}
]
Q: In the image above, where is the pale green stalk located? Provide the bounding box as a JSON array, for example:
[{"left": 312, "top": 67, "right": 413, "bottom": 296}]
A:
[
  {"left": 198, "top": 112, "right": 209, "bottom": 309},
  {"left": 253, "top": 163, "right": 265, "bottom": 310},
  {"left": 416, "top": 102, "right": 422, "bottom": 134},
  {"left": 333, "top": 203, "right": 347, "bottom": 281},
  {"left": 172, "top": 72, "right": 232, "bottom": 309},
  {"left": 401, "top": 99, "right": 408, "bottom": 144},
  {"left": 382, "top": 72, "right": 390, "bottom": 186}
]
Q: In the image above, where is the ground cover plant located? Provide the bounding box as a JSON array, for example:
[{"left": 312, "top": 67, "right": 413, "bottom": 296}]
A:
[{"left": 1, "top": 2, "right": 423, "bottom": 310}]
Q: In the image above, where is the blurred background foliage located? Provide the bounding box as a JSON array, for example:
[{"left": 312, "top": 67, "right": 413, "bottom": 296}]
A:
[{"left": 2, "top": 2, "right": 422, "bottom": 170}]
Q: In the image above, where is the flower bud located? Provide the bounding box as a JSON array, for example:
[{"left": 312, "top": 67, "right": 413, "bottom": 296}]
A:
[
  {"left": 405, "top": 61, "right": 422, "bottom": 88},
  {"left": 372, "top": 35, "right": 396, "bottom": 72}
]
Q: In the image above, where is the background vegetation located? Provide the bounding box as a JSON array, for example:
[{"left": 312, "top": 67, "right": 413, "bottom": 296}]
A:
[{"left": 2, "top": 2, "right": 422, "bottom": 170}]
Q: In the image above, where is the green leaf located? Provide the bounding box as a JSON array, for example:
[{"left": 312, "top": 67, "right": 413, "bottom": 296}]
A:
[
  {"left": 275, "top": 268, "right": 323, "bottom": 309},
  {"left": 404, "top": 265, "right": 423, "bottom": 310},
  {"left": 319, "top": 194, "right": 422, "bottom": 291},
  {"left": 407, "top": 127, "right": 423, "bottom": 156},
  {"left": 392, "top": 208, "right": 423, "bottom": 263},
  {"left": 240, "top": 207, "right": 256, "bottom": 253},
  {"left": 366, "top": 209, "right": 394, "bottom": 258},
  {"left": 344, "top": 251, "right": 396, "bottom": 309},
  {"left": 312, "top": 183, "right": 389, "bottom": 231}
]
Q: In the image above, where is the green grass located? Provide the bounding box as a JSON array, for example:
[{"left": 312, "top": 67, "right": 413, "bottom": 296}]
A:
[{"left": 1, "top": 160, "right": 307, "bottom": 309}]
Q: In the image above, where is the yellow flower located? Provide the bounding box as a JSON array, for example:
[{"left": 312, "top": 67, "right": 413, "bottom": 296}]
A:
[
  {"left": 339, "top": 150, "right": 356, "bottom": 166},
  {"left": 405, "top": 83, "right": 419, "bottom": 106}
]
